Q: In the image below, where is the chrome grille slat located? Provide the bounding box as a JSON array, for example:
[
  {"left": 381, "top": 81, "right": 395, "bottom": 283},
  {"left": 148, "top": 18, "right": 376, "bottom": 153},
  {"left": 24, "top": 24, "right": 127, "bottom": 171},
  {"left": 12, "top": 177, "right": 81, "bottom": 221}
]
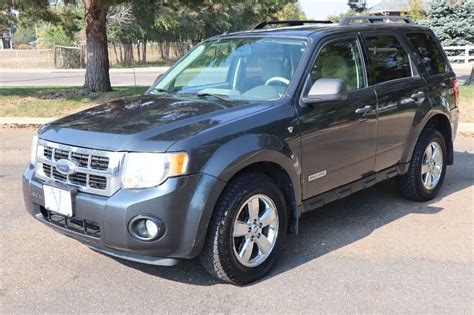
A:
[{"left": 35, "top": 140, "right": 125, "bottom": 197}]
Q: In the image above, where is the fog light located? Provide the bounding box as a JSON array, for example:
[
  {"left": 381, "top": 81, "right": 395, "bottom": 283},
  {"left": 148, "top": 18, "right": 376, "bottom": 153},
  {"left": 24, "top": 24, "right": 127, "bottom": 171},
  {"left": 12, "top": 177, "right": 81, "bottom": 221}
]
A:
[{"left": 128, "top": 215, "right": 165, "bottom": 241}]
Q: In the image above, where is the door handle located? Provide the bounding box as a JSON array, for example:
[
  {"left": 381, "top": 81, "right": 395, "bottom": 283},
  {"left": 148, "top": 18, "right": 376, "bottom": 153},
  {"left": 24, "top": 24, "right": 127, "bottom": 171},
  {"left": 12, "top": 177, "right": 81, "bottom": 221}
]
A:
[
  {"left": 411, "top": 91, "right": 425, "bottom": 100},
  {"left": 355, "top": 105, "right": 372, "bottom": 115}
]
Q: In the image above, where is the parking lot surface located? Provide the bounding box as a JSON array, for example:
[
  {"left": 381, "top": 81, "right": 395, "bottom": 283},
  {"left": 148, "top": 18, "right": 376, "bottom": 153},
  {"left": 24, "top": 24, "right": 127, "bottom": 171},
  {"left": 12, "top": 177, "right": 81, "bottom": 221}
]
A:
[{"left": 1, "top": 128, "right": 472, "bottom": 313}]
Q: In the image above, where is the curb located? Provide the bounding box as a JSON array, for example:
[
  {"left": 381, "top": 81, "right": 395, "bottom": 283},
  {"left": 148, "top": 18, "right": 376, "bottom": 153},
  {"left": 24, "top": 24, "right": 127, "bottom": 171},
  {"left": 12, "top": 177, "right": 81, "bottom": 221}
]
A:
[{"left": 0, "top": 117, "right": 58, "bottom": 127}]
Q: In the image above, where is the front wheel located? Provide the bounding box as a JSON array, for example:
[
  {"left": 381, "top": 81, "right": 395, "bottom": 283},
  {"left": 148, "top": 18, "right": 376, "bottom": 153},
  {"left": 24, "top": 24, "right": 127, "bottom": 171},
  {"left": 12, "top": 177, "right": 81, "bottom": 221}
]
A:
[
  {"left": 199, "top": 173, "right": 287, "bottom": 285},
  {"left": 398, "top": 128, "right": 447, "bottom": 201}
]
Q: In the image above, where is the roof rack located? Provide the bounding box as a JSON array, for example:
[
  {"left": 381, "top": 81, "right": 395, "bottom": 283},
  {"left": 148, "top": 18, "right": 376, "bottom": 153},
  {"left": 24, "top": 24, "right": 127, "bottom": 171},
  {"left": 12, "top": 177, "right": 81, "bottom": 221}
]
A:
[
  {"left": 339, "top": 16, "right": 414, "bottom": 26},
  {"left": 253, "top": 20, "right": 333, "bottom": 30}
]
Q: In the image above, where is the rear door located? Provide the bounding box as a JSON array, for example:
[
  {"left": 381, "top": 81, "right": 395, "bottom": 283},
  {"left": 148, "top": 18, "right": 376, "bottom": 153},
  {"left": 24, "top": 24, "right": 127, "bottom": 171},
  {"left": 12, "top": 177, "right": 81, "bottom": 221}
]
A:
[
  {"left": 361, "top": 32, "right": 430, "bottom": 171},
  {"left": 404, "top": 31, "right": 459, "bottom": 112}
]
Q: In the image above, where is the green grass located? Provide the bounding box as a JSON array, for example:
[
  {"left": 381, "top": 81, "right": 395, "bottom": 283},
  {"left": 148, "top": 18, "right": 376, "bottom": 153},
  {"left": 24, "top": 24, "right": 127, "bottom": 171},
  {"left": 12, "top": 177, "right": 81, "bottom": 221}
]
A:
[
  {"left": 0, "top": 86, "right": 148, "bottom": 117},
  {"left": 459, "top": 85, "right": 474, "bottom": 123}
]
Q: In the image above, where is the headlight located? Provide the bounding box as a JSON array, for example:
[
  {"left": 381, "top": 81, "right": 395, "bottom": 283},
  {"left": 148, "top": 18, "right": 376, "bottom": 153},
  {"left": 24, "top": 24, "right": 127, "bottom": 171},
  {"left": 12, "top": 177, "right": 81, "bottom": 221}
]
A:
[
  {"left": 121, "top": 152, "right": 189, "bottom": 189},
  {"left": 30, "top": 134, "right": 39, "bottom": 165}
]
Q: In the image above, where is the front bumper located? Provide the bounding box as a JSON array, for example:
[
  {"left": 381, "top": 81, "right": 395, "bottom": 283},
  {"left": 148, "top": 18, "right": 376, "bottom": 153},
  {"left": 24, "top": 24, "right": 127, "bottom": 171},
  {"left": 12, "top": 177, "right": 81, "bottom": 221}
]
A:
[{"left": 22, "top": 164, "right": 226, "bottom": 262}]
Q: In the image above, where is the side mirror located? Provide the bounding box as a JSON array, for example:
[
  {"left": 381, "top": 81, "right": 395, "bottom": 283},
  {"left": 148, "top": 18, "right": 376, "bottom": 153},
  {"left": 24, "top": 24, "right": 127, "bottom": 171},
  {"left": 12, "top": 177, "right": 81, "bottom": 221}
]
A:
[{"left": 302, "top": 78, "right": 348, "bottom": 105}]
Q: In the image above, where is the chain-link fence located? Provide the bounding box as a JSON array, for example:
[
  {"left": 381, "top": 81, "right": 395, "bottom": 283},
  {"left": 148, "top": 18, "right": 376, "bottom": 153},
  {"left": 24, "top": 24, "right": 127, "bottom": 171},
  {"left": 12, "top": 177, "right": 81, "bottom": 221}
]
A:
[{"left": 0, "top": 49, "right": 54, "bottom": 69}]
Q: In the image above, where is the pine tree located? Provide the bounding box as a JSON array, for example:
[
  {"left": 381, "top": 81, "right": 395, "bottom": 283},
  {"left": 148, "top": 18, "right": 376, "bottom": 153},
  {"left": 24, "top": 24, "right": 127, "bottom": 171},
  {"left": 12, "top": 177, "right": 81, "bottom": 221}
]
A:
[{"left": 421, "top": 0, "right": 474, "bottom": 46}]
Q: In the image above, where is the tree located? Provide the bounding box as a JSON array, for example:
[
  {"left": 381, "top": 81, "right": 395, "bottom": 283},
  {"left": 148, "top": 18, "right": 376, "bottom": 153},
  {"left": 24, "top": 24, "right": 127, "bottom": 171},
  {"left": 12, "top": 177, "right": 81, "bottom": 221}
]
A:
[
  {"left": 409, "top": 0, "right": 426, "bottom": 22},
  {"left": 421, "top": 0, "right": 474, "bottom": 46},
  {"left": 12, "top": 24, "right": 36, "bottom": 47},
  {"left": 275, "top": 2, "right": 306, "bottom": 20},
  {"left": 347, "top": 0, "right": 367, "bottom": 13},
  {"left": 82, "top": 0, "right": 111, "bottom": 92},
  {"left": 3, "top": 0, "right": 112, "bottom": 92},
  {"left": 5, "top": 0, "right": 296, "bottom": 92}
]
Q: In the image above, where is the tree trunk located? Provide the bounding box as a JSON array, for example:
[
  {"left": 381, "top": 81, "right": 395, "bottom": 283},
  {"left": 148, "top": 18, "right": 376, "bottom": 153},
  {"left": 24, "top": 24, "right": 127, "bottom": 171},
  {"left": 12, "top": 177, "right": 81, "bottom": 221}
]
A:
[
  {"left": 123, "top": 42, "right": 133, "bottom": 66},
  {"left": 466, "top": 66, "right": 474, "bottom": 85},
  {"left": 137, "top": 42, "right": 141, "bottom": 63},
  {"left": 83, "top": 0, "right": 112, "bottom": 93},
  {"left": 142, "top": 39, "right": 147, "bottom": 63},
  {"left": 118, "top": 44, "right": 124, "bottom": 64},
  {"left": 112, "top": 43, "right": 119, "bottom": 65}
]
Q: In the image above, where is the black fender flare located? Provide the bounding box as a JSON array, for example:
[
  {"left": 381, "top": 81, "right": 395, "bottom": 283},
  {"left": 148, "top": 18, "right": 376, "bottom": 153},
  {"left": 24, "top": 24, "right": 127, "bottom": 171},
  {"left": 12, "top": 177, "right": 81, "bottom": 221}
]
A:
[
  {"left": 189, "top": 134, "right": 302, "bottom": 256},
  {"left": 400, "top": 108, "right": 453, "bottom": 168},
  {"left": 200, "top": 133, "right": 302, "bottom": 205}
]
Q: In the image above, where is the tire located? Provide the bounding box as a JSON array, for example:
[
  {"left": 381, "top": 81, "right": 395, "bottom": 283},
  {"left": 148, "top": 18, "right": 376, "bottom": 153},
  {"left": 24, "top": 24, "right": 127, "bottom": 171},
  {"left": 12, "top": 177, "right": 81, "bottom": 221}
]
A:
[
  {"left": 199, "top": 173, "right": 287, "bottom": 285},
  {"left": 398, "top": 128, "right": 447, "bottom": 201}
]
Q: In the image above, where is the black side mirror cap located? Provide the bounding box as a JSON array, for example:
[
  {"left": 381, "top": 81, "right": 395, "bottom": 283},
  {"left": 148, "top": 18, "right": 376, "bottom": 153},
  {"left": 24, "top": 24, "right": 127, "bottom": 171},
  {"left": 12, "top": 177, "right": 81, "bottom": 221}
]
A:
[{"left": 302, "top": 78, "right": 348, "bottom": 105}]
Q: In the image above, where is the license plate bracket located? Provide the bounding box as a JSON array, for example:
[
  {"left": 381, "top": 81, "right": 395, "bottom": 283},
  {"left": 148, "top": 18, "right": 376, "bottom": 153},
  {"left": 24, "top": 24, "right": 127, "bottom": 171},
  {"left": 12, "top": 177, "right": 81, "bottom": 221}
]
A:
[{"left": 43, "top": 185, "right": 73, "bottom": 217}]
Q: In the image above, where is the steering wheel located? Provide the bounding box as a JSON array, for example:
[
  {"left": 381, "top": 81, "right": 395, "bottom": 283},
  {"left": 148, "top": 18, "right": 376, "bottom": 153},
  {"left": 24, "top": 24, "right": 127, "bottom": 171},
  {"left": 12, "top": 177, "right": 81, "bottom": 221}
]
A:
[{"left": 265, "top": 77, "right": 290, "bottom": 86}]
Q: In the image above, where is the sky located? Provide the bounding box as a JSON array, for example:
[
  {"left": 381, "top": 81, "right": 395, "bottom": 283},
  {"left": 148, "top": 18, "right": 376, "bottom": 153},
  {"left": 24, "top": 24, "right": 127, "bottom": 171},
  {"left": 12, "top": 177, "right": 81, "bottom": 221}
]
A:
[{"left": 300, "top": 0, "right": 381, "bottom": 19}]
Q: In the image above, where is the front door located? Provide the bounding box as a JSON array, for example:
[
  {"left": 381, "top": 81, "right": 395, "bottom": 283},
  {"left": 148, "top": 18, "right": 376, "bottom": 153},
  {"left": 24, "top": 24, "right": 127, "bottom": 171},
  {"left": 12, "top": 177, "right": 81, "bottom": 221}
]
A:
[{"left": 299, "top": 37, "right": 377, "bottom": 199}]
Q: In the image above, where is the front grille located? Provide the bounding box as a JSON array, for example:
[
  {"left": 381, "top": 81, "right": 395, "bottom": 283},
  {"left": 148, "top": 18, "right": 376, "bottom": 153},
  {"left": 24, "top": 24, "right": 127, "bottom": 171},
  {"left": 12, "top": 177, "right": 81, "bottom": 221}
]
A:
[
  {"left": 91, "top": 156, "right": 109, "bottom": 170},
  {"left": 40, "top": 206, "right": 101, "bottom": 238},
  {"left": 89, "top": 175, "right": 107, "bottom": 189},
  {"left": 35, "top": 140, "right": 125, "bottom": 197}
]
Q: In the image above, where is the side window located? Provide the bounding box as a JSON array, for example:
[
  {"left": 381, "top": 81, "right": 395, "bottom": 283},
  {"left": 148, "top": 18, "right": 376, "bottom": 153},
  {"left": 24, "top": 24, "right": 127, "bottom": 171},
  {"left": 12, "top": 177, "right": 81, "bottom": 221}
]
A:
[
  {"left": 311, "top": 38, "right": 365, "bottom": 91},
  {"left": 406, "top": 32, "right": 449, "bottom": 75},
  {"left": 363, "top": 35, "right": 412, "bottom": 84}
]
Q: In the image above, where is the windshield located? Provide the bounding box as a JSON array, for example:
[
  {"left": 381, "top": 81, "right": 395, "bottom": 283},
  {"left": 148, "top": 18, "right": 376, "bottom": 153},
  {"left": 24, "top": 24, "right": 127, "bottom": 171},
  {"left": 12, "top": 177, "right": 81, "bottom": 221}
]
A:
[{"left": 148, "top": 37, "right": 308, "bottom": 101}]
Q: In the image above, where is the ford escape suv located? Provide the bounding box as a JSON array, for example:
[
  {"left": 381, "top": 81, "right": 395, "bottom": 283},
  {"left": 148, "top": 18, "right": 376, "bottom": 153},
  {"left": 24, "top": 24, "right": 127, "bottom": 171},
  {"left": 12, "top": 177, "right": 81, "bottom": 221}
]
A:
[{"left": 23, "top": 17, "right": 460, "bottom": 284}]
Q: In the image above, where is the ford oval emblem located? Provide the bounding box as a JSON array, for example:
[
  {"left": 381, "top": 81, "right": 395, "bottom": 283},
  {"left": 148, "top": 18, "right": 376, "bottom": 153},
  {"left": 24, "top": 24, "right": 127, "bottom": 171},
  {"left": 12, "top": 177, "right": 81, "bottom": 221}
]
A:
[{"left": 56, "top": 159, "right": 76, "bottom": 175}]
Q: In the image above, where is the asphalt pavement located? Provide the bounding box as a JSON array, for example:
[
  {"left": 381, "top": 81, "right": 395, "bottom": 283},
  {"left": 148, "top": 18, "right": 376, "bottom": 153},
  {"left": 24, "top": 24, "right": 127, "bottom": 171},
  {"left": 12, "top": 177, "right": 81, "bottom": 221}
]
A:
[
  {"left": 0, "top": 128, "right": 473, "bottom": 313},
  {"left": 0, "top": 67, "right": 168, "bottom": 87}
]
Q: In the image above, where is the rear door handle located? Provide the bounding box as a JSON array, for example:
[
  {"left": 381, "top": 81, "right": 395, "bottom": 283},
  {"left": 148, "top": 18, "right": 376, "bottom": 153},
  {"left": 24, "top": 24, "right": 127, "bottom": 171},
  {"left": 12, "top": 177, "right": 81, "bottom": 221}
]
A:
[
  {"left": 355, "top": 105, "right": 372, "bottom": 115},
  {"left": 411, "top": 91, "right": 425, "bottom": 100}
]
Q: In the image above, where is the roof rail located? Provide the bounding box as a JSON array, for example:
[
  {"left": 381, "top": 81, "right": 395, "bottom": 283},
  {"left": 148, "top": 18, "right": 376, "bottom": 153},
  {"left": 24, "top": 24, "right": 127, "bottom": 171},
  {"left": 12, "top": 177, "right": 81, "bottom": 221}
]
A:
[
  {"left": 339, "top": 15, "right": 414, "bottom": 26},
  {"left": 253, "top": 20, "right": 333, "bottom": 30}
]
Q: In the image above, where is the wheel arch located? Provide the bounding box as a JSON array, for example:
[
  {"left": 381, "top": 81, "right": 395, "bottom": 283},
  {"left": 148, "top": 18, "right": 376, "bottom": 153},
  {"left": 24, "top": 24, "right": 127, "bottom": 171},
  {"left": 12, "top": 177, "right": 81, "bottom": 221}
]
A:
[
  {"left": 201, "top": 134, "right": 302, "bottom": 233},
  {"left": 402, "top": 112, "right": 454, "bottom": 168}
]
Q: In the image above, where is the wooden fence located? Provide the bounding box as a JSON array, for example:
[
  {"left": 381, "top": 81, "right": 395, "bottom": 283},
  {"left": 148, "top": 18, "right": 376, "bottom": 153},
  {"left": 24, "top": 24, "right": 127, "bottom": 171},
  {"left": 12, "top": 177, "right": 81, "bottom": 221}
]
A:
[{"left": 443, "top": 45, "right": 474, "bottom": 64}]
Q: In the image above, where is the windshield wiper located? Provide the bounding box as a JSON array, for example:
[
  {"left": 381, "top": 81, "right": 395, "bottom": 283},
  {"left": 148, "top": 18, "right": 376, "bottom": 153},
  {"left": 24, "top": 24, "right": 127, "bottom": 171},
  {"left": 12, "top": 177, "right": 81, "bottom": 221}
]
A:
[{"left": 196, "top": 92, "right": 230, "bottom": 101}]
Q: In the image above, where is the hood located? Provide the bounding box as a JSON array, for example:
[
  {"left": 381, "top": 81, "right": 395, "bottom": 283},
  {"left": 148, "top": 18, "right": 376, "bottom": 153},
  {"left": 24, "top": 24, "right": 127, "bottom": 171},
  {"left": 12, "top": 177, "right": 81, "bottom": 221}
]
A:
[{"left": 39, "top": 95, "right": 270, "bottom": 152}]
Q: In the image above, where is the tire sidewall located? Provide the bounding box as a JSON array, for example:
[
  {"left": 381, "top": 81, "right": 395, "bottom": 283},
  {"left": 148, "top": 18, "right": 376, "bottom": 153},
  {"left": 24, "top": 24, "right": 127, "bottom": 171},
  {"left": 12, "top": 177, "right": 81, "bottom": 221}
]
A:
[
  {"left": 415, "top": 130, "right": 447, "bottom": 199},
  {"left": 221, "top": 175, "right": 287, "bottom": 284}
]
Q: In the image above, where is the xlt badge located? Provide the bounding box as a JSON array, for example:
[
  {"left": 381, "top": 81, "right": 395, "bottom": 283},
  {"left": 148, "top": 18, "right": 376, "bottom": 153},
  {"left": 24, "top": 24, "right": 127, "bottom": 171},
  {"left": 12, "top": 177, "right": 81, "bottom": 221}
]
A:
[{"left": 308, "top": 170, "right": 327, "bottom": 182}]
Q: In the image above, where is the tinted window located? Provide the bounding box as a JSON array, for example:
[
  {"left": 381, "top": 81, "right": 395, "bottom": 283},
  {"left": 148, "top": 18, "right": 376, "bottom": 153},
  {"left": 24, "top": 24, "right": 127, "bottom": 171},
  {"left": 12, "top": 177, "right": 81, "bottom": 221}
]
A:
[
  {"left": 406, "top": 32, "right": 448, "bottom": 75},
  {"left": 311, "top": 39, "right": 365, "bottom": 91},
  {"left": 364, "top": 35, "right": 412, "bottom": 84}
]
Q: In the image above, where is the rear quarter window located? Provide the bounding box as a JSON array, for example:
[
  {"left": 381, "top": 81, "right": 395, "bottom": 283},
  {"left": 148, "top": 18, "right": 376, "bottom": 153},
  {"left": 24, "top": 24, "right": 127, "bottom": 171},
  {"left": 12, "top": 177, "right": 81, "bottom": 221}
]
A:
[
  {"left": 406, "top": 32, "right": 449, "bottom": 75},
  {"left": 363, "top": 35, "right": 412, "bottom": 85}
]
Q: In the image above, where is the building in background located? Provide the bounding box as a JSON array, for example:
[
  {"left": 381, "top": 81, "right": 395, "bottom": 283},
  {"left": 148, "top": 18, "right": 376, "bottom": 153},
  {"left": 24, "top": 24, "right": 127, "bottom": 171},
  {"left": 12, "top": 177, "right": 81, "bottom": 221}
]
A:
[{"left": 369, "top": 0, "right": 410, "bottom": 16}]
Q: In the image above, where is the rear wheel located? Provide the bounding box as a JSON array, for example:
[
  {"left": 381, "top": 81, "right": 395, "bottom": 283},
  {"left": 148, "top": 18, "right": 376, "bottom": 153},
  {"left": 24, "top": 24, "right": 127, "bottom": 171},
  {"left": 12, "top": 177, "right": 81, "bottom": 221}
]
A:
[
  {"left": 199, "top": 173, "right": 287, "bottom": 285},
  {"left": 398, "top": 128, "right": 447, "bottom": 201}
]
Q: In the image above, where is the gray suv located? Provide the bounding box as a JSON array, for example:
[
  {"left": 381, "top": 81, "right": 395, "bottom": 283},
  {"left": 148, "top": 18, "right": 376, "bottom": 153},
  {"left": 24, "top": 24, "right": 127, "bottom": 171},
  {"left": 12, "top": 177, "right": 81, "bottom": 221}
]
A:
[{"left": 23, "top": 17, "right": 460, "bottom": 284}]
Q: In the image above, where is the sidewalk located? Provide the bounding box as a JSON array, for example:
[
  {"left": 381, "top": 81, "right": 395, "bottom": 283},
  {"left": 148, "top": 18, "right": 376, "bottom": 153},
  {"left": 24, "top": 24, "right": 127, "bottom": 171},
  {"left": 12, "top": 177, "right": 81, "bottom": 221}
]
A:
[
  {"left": 0, "top": 67, "right": 170, "bottom": 73},
  {"left": 0, "top": 67, "right": 169, "bottom": 87}
]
